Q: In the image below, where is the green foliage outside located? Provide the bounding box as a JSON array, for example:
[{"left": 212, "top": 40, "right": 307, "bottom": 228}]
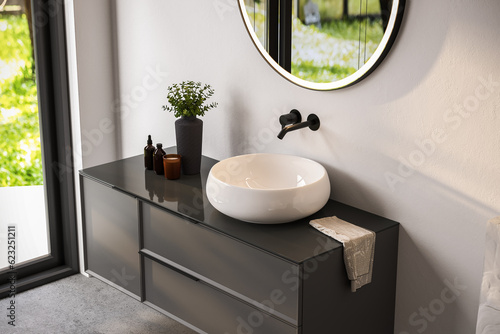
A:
[
  {"left": 320, "top": 18, "right": 384, "bottom": 43},
  {"left": 245, "top": 0, "right": 384, "bottom": 83},
  {"left": 291, "top": 17, "right": 382, "bottom": 82},
  {"left": 297, "top": 0, "right": 381, "bottom": 22},
  {"left": 0, "top": 14, "right": 42, "bottom": 186}
]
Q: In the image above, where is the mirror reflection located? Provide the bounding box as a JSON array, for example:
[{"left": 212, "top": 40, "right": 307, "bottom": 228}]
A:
[{"left": 240, "top": 0, "right": 405, "bottom": 89}]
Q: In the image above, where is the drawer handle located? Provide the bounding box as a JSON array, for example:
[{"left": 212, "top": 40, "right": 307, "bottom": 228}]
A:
[{"left": 139, "top": 249, "right": 200, "bottom": 282}]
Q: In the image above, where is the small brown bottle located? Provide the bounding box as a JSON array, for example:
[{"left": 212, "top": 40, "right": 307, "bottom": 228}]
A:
[
  {"left": 144, "top": 135, "right": 155, "bottom": 170},
  {"left": 153, "top": 143, "right": 166, "bottom": 175}
]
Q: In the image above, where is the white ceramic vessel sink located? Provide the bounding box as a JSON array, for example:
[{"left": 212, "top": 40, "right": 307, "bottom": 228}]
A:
[{"left": 206, "top": 153, "right": 330, "bottom": 224}]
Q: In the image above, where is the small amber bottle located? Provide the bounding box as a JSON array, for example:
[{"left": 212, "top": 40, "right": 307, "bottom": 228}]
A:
[
  {"left": 144, "top": 135, "right": 155, "bottom": 170},
  {"left": 153, "top": 143, "right": 166, "bottom": 175}
]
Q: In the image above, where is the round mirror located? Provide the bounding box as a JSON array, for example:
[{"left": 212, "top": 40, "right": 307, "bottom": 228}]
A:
[{"left": 238, "top": 0, "right": 405, "bottom": 90}]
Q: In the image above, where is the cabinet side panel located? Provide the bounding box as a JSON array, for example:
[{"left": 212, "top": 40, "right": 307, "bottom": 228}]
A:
[
  {"left": 82, "top": 178, "right": 141, "bottom": 297},
  {"left": 302, "top": 225, "right": 399, "bottom": 333}
]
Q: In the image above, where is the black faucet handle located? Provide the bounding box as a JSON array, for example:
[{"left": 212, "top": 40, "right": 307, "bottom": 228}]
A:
[
  {"left": 279, "top": 109, "right": 302, "bottom": 128},
  {"left": 307, "top": 114, "right": 320, "bottom": 131}
]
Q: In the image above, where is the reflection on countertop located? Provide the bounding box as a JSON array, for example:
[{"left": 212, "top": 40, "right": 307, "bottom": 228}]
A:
[{"left": 144, "top": 168, "right": 205, "bottom": 222}]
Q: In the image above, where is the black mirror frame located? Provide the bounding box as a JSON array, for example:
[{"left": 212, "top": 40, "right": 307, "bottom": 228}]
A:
[{"left": 238, "top": 0, "right": 406, "bottom": 91}]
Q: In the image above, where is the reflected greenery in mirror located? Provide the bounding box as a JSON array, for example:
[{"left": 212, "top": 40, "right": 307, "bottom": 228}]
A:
[{"left": 239, "top": 0, "right": 405, "bottom": 90}]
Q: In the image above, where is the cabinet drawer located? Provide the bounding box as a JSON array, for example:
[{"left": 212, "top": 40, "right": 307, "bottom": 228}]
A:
[
  {"left": 144, "top": 257, "right": 298, "bottom": 334},
  {"left": 82, "top": 178, "right": 141, "bottom": 298},
  {"left": 142, "top": 203, "right": 300, "bottom": 324}
]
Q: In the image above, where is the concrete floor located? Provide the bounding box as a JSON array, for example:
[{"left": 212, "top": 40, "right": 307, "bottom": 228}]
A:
[{"left": 0, "top": 274, "right": 197, "bottom": 334}]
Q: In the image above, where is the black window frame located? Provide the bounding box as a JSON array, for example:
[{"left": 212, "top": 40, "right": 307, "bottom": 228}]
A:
[
  {"left": 0, "top": 0, "right": 79, "bottom": 298},
  {"left": 267, "top": 0, "right": 292, "bottom": 72}
]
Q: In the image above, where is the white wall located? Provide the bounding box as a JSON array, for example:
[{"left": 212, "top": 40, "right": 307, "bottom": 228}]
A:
[
  {"left": 72, "top": 0, "right": 119, "bottom": 168},
  {"left": 71, "top": 0, "right": 500, "bottom": 333}
]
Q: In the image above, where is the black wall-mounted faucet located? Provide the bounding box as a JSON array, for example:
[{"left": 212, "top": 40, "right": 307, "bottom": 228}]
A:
[{"left": 277, "top": 110, "right": 320, "bottom": 140}]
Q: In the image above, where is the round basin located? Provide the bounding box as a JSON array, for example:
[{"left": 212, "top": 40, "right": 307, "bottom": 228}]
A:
[{"left": 206, "top": 153, "right": 330, "bottom": 224}]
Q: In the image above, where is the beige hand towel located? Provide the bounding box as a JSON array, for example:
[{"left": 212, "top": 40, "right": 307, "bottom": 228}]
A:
[{"left": 310, "top": 216, "right": 376, "bottom": 292}]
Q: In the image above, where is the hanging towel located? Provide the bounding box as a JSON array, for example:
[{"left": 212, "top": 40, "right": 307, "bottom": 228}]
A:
[
  {"left": 310, "top": 216, "right": 376, "bottom": 292},
  {"left": 476, "top": 216, "right": 500, "bottom": 334}
]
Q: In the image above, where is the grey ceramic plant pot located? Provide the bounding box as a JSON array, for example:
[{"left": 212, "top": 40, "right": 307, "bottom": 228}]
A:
[{"left": 175, "top": 116, "right": 203, "bottom": 175}]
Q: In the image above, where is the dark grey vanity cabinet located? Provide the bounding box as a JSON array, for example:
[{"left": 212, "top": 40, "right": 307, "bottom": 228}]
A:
[
  {"left": 81, "top": 178, "right": 141, "bottom": 299},
  {"left": 80, "top": 149, "right": 399, "bottom": 334}
]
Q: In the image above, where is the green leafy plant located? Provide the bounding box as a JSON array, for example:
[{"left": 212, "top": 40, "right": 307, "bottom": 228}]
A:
[{"left": 162, "top": 80, "right": 218, "bottom": 118}]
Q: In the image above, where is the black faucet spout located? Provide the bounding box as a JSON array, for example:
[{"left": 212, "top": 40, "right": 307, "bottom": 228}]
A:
[
  {"left": 277, "top": 114, "right": 320, "bottom": 140},
  {"left": 278, "top": 122, "right": 309, "bottom": 139}
]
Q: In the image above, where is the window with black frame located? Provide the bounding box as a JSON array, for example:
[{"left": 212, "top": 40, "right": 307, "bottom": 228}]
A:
[{"left": 0, "top": 0, "right": 78, "bottom": 299}]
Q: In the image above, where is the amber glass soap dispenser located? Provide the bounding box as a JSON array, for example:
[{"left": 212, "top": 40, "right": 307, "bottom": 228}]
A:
[{"left": 144, "top": 135, "right": 155, "bottom": 170}]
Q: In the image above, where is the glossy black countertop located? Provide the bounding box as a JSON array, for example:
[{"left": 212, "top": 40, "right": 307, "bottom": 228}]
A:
[{"left": 79, "top": 147, "right": 399, "bottom": 264}]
